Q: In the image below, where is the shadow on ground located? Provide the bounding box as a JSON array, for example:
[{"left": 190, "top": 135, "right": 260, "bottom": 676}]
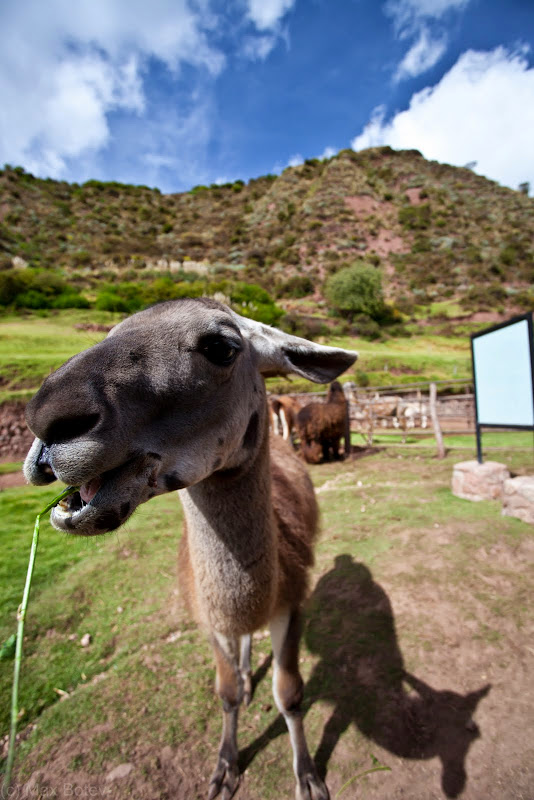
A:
[{"left": 240, "top": 555, "right": 490, "bottom": 798}]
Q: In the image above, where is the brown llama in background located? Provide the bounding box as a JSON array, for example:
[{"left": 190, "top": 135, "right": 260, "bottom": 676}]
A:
[{"left": 296, "top": 381, "right": 348, "bottom": 464}]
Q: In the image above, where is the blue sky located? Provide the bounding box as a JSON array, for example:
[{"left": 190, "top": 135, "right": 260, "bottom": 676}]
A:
[{"left": 1, "top": 0, "right": 533, "bottom": 193}]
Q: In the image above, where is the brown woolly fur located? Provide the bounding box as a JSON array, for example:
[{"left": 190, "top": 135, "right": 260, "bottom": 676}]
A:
[
  {"left": 296, "top": 381, "right": 347, "bottom": 463},
  {"left": 269, "top": 395, "right": 301, "bottom": 441}
]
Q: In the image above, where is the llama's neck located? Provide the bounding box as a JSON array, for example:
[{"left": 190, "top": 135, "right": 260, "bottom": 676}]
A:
[{"left": 179, "top": 422, "right": 279, "bottom": 636}]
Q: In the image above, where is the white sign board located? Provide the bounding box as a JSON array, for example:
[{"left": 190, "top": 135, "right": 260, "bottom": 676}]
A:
[{"left": 472, "top": 316, "right": 534, "bottom": 428}]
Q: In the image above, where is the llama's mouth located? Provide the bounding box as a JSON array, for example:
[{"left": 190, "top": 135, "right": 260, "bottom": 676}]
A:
[
  {"left": 49, "top": 455, "right": 161, "bottom": 536},
  {"left": 50, "top": 468, "right": 122, "bottom": 534},
  {"left": 55, "top": 474, "right": 103, "bottom": 513},
  {"left": 54, "top": 475, "right": 103, "bottom": 523}
]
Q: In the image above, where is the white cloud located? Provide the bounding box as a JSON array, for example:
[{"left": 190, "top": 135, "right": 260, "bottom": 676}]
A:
[
  {"left": 385, "top": 0, "right": 470, "bottom": 34},
  {"left": 287, "top": 153, "right": 304, "bottom": 167},
  {"left": 0, "top": 0, "right": 225, "bottom": 178},
  {"left": 394, "top": 27, "right": 446, "bottom": 81},
  {"left": 242, "top": 0, "right": 294, "bottom": 60},
  {"left": 352, "top": 47, "right": 534, "bottom": 191},
  {"left": 319, "top": 146, "right": 337, "bottom": 160},
  {"left": 245, "top": 0, "right": 295, "bottom": 31},
  {"left": 242, "top": 34, "right": 278, "bottom": 61},
  {"left": 384, "top": 0, "right": 470, "bottom": 82}
]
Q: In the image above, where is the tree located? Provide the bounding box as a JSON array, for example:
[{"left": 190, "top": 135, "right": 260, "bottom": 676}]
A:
[{"left": 325, "top": 262, "right": 385, "bottom": 321}]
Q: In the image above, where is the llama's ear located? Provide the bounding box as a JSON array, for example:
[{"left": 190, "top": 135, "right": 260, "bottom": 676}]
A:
[{"left": 233, "top": 313, "right": 358, "bottom": 383}]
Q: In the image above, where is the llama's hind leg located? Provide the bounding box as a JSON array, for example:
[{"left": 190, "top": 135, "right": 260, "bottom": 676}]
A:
[
  {"left": 240, "top": 634, "right": 252, "bottom": 706},
  {"left": 209, "top": 633, "right": 242, "bottom": 800},
  {"left": 270, "top": 609, "right": 329, "bottom": 800}
]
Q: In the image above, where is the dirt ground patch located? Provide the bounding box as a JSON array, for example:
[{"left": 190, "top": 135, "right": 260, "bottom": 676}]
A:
[{"left": 0, "top": 470, "right": 25, "bottom": 490}]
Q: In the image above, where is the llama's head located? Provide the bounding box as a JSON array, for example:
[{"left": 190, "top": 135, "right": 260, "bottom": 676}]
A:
[
  {"left": 327, "top": 380, "right": 346, "bottom": 403},
  {"left": 24, "top": 299, "right": 357, "bottom": 536}
]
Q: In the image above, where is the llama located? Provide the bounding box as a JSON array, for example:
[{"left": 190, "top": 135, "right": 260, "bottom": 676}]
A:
[
  {"left": 23, "top": 298, "right": 357, "bottom": 800},
  {"left": 296, "top": 381, "right": 348, "bottom": 464},
  {"left": 269, "top": 394, "right": 301, "bottom": 442}
]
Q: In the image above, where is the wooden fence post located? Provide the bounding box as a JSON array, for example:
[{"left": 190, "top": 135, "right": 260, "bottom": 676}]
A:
[
  {"left": 429, "top": 382, "right": 445, "bottom": 458},
  {"left": 344, "top": 400, "right": 351, "bottom": 457}
]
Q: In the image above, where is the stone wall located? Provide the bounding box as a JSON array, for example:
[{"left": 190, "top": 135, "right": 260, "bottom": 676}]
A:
[{"left": 0, "top": 402, "right": 33, "bottom": 461}]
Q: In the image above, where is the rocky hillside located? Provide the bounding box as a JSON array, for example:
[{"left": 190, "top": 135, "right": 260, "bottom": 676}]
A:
[{"left": 1, "top": 146, "right": 533, "bottom": 319}]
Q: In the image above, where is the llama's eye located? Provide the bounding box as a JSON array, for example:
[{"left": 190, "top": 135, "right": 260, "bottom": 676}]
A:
[{"left": 201, "top": 337, "right": 240, "bottom": 366}]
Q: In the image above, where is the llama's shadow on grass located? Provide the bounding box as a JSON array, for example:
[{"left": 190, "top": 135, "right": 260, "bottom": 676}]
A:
[{"left": 239, "top": 554, "right": 490, "bottom": 799}]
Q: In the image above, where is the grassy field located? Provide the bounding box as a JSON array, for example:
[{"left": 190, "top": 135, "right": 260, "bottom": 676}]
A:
[
  {"left": 0, "top": 310, "right": 472, "bottom": 405},
  {"left": 1, "top": 445, "right": 533, "bottom": 799},
  {"left": 0, "top": 311, "right": 116, "bottom": 404},
  {"left": 352, "top": 430, "right": 534, "bottom": 453}
]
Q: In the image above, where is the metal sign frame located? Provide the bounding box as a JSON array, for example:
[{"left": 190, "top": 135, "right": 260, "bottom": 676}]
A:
[{"left": 471, "top": 312, "right": 534, "bottom": 463}]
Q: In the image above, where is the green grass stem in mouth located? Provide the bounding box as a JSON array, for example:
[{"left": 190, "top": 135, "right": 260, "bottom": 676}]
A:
[{"left": 1, "top": 485, "right": 79, "bottom": 799}]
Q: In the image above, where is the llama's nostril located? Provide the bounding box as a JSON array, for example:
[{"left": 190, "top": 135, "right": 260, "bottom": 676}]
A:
[
  {"left": 36, "top": 443, "right": 56, "bottom": 483},
  {"left": 45, "top": 413, "right": 100, "bottom": 445}
]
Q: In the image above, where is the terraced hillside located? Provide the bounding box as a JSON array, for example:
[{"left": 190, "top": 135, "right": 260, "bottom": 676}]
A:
[{"left": 1, "top": 147, "right": 533, "bottom": 318}]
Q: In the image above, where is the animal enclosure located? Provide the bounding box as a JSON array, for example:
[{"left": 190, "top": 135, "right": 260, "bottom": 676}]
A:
[{"left": 270, "top": 379, "right": 477, "bottom": 453}]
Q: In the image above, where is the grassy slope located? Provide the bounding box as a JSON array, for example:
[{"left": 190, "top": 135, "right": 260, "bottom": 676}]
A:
[
  {"left": 1, "top": 445, "right": 533, "bottom": 798},
  {"left": 0, "top": 310, "right": 473, "bottom": 405},
  {"left": 0, "top": 311, "right": 115, "bottom": 403}
]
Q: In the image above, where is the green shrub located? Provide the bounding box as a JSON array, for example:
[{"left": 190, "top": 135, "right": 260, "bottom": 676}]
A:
[
  {"left": 276, "top": 275, "right": 314, "bottom": 298},
  {"left": 398, "top": 203, "right": 431, "bottom": 230},
  {"left": 499, "top": 246, "right": 517, "bottom": 266},
  {"left": 0, "top": 270, "right": 26, "bottom": 305},
  {"left": 461, "top": 283, "right": 507, "bottom": 310},
  {"left": 325, "top": 261, "right": 385, "bottom": 321},
  {"left": 14, "top": 289, "right": 49, "bottom": 309},
  {"left": 279, "top": 313, "right": 328, "bottom": 340},
  {"left": 0, "top": 267, "right": 89, "bottom": 309},
  {"left": 411, "top": 236, "right": 431, "bottom": 254},
  {"left": 94, "top": 291, "right": 130, "bottom": 313},
  {"left": 228, "top": 282, "right": 283, "bottom": 326},
  {"left": 52, "top": 292, "right": 90, "bottom": 309},
  {"left": 349, "top": 314, "right": 383, "bottom": 340},
  {"left": 72, "top": 250, "right": 92, "bottom": 266}
]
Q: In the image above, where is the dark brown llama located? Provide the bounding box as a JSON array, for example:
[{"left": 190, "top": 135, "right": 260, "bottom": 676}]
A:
[{"left": 296, "top": 381, "right": 348, "bottom": 464}]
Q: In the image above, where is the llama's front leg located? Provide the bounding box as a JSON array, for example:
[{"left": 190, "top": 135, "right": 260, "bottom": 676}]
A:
[
  {"left": 270, "top": 609, "right": 330, "bottom": 800},
  {"left": 240, "top": 633, "right": 252, "bottom": 706},
  {"left": 209, "top": 633, "right": 242, "bottom": 800}
]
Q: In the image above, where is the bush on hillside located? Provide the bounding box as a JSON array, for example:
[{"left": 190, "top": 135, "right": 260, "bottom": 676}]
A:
[
  {"left": 0, "top": 268, "right": 89, "bottom": 310},
  {"left": 460, "top": 283, "right": 507, "bottom": 311},
  {"left": 325, "top": 261, "right": 385, "bottom": 321},
  {"left": 349, "top": 314, "right": 383, "bottom": 340},
  {"left": 228, "top": 282, "right": 283, "bottom": 326},
  {"left": 398, "top": 203, "right": 431, "bottom": 230},
  {"left": 279, "top": 313, "right": 329, "bottom": 340},
  {"left": 275, "top": 275, "right": 314, "bottom": 298}
]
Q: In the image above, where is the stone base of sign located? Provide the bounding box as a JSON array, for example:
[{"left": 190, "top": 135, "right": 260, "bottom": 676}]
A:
[
  {"left": 452, "top": 460, "right": 510, "bottom": 502},
  {"left": 502, "top": 476, "right": 534, "bottom": 524}
]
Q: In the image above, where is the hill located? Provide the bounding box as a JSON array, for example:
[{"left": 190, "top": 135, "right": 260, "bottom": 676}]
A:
[{"left": 1, "top": 147, "right": 533, "bottom": 325}]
